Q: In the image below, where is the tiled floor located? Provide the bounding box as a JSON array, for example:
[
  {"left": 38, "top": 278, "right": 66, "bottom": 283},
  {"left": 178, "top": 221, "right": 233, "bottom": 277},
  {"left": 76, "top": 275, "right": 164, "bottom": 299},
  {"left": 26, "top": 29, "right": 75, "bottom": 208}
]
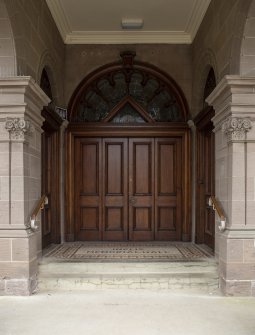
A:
[{"left": 43, "top": 242, "right": 213, "bottom": 262}]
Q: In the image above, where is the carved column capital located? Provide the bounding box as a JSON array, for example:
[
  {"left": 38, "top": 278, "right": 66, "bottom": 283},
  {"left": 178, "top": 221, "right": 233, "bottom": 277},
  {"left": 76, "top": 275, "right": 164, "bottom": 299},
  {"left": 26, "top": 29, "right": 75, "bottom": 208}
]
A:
[
  {"left": 222, "top": 117, "right": 252, "bottom": 142},
  {"left": 5, "top": 117, "right": 34, "bottom": 141}
]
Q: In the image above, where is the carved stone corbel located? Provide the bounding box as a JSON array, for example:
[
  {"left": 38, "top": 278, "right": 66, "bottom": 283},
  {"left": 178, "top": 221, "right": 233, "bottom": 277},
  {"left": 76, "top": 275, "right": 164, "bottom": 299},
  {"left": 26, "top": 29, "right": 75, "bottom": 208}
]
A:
[
  {"left": 5, "top": 117, "right": 34, "bottom": 140},
  {"left": 222, "top": 117, "right": 252, "bottom": 142}
]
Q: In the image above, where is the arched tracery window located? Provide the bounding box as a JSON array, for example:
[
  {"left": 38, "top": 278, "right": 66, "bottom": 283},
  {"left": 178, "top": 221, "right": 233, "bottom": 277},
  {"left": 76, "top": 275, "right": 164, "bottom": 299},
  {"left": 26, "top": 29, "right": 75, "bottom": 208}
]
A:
[{"left": 69, "top": 52, "right": 188, "bottom": 123}]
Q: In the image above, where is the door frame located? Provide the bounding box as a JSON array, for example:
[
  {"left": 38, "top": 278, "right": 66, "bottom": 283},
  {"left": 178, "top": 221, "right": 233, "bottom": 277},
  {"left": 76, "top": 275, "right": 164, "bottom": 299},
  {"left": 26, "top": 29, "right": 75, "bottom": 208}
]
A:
[{"left": 65, "top": 123, "right": 191, "bottom": 242}]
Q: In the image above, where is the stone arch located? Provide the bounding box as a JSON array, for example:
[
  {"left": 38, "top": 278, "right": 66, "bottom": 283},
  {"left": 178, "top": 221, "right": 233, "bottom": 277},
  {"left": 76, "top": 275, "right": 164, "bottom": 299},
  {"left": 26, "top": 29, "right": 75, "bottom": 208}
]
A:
[
  {"left": 0, "top": 0, "right": 17, "bottom": 76},
  {"left": 240, "top": 0, "right": 255, "bottom": 75},
  {"left": 192, "top": 49, "right": 218, "bottom": 117},
  {"left": 37, "top": 51, "right": 59, "bottom": 104}
]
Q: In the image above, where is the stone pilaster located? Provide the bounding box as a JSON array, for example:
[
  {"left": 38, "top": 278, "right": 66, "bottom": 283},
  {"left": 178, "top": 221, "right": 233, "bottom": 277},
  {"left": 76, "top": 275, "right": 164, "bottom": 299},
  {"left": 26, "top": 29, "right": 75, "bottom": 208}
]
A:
[
  {"left": 0, "top": 77, "right": 50, "bottom": 295},
  {"left": 206, "top": 76, "right": 255, "bottom": 296}
]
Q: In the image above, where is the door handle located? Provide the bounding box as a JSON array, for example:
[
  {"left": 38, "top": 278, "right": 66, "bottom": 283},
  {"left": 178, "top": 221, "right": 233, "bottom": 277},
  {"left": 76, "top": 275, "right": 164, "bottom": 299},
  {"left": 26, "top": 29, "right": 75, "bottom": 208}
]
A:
[{"left": 129, "top": 197, "right": 136, "bottom": 205}]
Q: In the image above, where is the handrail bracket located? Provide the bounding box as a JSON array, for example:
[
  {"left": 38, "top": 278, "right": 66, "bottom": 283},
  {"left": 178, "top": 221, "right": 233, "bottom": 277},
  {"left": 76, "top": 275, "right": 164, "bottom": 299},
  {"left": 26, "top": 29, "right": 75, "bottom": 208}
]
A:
[
  {"left": 29, "top": 195, "right": 48, "bottom": 231},
  {"left": 208, "top": 196, "right": 226, "bottom": 232}
]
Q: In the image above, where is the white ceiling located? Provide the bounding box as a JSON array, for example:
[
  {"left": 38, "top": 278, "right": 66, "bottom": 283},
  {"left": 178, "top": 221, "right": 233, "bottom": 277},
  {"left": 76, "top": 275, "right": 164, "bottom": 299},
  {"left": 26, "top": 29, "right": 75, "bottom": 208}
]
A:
[{"left": 46, "top": 0, "right": 211, "bottom": 44}]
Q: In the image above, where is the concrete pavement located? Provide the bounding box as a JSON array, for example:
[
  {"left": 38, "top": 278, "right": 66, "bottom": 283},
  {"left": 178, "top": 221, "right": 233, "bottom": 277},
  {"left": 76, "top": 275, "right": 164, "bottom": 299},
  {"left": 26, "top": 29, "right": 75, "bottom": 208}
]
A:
[{"left": 0, "top": 290, "right": 255, "bottom": 335}]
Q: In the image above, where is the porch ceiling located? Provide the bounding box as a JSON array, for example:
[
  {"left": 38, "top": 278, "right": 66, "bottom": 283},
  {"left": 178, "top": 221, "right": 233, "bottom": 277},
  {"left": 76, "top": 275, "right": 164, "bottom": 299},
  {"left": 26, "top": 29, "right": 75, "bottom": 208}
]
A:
[{"left": 46, "top": 0, "right": 211, "bottom": 44}]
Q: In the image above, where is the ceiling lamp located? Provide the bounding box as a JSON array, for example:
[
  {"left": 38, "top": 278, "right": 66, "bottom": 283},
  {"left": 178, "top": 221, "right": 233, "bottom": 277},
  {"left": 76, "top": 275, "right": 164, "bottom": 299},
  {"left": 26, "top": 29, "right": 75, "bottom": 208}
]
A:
[{"left": 121, "top": 19, "right": 143, "bottom": 29}]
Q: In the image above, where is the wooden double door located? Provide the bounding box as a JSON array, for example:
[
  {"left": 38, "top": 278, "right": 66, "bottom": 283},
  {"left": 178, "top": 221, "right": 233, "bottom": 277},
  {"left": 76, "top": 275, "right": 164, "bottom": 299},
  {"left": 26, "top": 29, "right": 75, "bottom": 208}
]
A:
[{"left": 74, "top": 137, "right": 182, "bottom": 241}]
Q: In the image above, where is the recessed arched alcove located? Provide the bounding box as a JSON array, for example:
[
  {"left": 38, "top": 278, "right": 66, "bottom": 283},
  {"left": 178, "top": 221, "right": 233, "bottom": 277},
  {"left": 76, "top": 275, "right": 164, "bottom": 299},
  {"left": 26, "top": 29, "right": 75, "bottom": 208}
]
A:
[
  {"left": 194, "top": 67, "right": 216, "bottom": 250},
  {"left": 65, "top": 52, "right": 191, "bottom": 243}
]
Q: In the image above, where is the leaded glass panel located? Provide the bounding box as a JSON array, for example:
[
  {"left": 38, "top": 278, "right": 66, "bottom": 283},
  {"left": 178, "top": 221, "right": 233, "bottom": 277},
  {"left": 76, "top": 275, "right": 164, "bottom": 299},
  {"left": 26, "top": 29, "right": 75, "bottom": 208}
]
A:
[
  {"left": 73, "top": 67, "right": 184, "bottom": 123},
  {"left": 129, "top": 72, "right": 145, "bottom": 106},
  {"left": 111, "top": 103, "right": 145, "bottom": 123}
]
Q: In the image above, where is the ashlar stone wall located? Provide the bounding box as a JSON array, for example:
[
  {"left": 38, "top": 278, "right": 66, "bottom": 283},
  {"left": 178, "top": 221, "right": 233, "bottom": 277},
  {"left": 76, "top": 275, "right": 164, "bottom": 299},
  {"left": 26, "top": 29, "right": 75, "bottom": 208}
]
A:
[
  {"left": 192, "top": 0, "right": 252, "bottom": 116},
  {"left": 0, "top": 77, "right": 50, "bottom": 295},
  {"left": 3, "top": 0, "right": 65, "bottom": 104},
  {"left": 0, "top": 0, "right": 16, "bottom": 76},
  {"left": 64, "top": 44, "right": 192, "bottom": 110},
  {"left": 207, "top": 76, "right": 255, "bottom": 296}
]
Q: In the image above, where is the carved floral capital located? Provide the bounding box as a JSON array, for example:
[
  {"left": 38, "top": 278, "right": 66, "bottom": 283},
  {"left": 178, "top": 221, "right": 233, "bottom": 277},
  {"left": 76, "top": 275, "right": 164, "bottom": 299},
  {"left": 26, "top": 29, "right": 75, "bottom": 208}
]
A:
[
  {"left": 5, "top": 118, "right": 34, "bottom": 140},
  {"left": 222, "top": 117, "right": 252, "bottom": 142}
]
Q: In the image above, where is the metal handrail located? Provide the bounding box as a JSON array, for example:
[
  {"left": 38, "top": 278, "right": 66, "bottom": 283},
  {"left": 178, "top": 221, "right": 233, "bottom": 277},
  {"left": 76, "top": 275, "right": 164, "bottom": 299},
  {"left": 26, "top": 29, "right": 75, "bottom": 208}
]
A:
[
  {"left": 208, "top": 196, "right": 226, "bottom": 231},
  {"left": 30, "top": 195, "right": 48, "bottom": 231}
]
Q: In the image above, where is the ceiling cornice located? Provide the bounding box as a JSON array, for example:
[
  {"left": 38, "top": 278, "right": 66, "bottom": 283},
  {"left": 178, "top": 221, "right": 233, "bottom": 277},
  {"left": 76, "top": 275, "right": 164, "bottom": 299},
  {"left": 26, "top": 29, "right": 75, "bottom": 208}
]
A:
[
  {"left": 45, "top": 0, "right": 71, "bottom": 40},
  {"left": 46, "top": 0, "right": 211, "bottom": 45},
  {"left": 65, "top": 31, "right": 192, "bottom": 44},
  {"left": 186, "top": 0, "right": 211, "bottom": 41}
]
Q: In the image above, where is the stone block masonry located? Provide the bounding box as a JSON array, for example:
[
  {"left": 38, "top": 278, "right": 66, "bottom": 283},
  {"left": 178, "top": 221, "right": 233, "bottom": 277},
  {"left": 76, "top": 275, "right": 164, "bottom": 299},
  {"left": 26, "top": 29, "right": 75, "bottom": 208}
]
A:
[
  {"left": 207, "top": 76, "right": 255, "bottom": 296},
  {"left": 0, "top": 77, "right": 50, "bottom": 295}
]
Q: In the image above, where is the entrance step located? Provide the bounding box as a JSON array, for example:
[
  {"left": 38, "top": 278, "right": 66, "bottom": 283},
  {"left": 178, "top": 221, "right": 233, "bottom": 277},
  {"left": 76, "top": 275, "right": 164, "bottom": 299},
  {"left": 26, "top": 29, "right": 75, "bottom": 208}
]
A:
[{"left": 38, "top": 260, "right": 219, "bottom": 292}]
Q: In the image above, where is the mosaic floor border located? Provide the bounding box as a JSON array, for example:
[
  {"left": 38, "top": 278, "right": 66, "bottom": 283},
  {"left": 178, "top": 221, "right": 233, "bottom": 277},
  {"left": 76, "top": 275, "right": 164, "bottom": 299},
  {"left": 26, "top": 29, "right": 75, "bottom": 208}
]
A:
[{"left": 43, "top": 242, "right": 214, "bottom": 262}]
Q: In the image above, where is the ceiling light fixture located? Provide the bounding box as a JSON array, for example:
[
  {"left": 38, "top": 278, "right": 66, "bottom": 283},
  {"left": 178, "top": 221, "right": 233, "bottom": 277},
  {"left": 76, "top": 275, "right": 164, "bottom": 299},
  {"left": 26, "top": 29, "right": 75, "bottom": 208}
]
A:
[{"left": 121, "top": 19, "right": 143, "bottom": 29}]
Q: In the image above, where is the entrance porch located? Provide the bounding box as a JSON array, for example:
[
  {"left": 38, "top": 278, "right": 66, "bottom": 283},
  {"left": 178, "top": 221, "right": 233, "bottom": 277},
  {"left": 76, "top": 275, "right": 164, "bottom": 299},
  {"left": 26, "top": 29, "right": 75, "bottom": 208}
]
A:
[{"left": 38, "top": 242, "right": 218, "bottom": 292}]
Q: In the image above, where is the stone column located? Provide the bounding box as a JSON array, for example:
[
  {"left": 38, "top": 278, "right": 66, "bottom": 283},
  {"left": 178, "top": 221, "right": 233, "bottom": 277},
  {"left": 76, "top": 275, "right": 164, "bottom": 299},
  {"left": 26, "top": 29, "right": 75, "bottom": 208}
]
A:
[
  {"left": 0, "top": 77, "right": 50, "bottom": 295},
  {"left": 207, "top": 76, "right": 255, "bottom": 296}
]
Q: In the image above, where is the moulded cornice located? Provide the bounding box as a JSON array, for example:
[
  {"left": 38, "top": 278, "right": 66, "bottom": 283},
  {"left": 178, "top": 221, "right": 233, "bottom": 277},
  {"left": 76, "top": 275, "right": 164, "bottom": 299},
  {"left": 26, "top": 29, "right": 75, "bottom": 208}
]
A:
[
  {"left": 0, "top": 76, "right": 51, "bottom": 127},
  {"left": 206, "top": 76, "right": 255, "bottom": 128},
  {"left": 65, "top": 31, "right": 192, "bottom": 44},
  {"left": 206, "top": 75, "right": 255, "bottom": 106},
  {"left": 0, "top": 76, "right": 50, "bottom": 106},
  {"left": 185, "top": 0, "right": 211, "bottom": 41},
  {"left": 46, "top": 0, "right": 211, "bottom": 44},
  {"left": 45, "top": 0, "right": 71, "bottom": 41}
]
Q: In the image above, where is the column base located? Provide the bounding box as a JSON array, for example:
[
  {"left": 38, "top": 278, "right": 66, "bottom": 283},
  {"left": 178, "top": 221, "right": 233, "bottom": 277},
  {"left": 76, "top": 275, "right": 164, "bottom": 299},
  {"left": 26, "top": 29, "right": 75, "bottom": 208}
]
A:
[
  {"left": 218, "top": 231, "right": 255, "bottom": 296},
  {"left": 0, "top": 276, "right": 37, "bottom": 296},
  {"left": 220, "top": 277, "right": 255, "bottom": 296}
]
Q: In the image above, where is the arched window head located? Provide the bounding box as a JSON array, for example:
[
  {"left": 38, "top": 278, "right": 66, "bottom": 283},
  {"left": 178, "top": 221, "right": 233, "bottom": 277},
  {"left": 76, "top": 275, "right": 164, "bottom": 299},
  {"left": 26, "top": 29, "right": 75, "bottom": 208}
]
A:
[{"left": 69, "top": 52, "right": 188, "bottom": 123}]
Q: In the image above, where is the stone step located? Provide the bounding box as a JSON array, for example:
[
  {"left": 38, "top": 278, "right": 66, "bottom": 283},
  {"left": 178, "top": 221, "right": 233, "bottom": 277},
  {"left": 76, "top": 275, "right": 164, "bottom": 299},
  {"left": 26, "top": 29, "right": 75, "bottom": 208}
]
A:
[{"left": 38, "top": 260, "right": 219, "bottom": 292}]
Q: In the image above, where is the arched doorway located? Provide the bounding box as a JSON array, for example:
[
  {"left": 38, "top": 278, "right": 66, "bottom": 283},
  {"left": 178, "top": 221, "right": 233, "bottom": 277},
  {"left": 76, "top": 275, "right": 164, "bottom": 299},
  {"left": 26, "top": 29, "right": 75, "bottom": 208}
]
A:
[
  {"left": 194, "top": 68, "right": 216, "bottom": 250},
  {"left": 40, "top": 68, "right": 63, "bottom": 248},
  {"left": 65, "top": 52, "right": 191, "bottom": 242}
]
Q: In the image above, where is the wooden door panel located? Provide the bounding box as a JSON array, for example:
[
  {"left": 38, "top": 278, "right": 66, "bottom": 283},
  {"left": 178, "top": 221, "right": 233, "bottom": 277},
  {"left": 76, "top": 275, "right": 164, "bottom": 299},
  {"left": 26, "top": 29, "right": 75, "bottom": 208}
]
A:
[
  {"left": 129, "top": 138, "right": 154, "bottom": 240},
  {"left": 81, "top": 143, "right": 99, "bottom": 195},
  {"left": 103, "top": 139, "right": 128, "bottom": 240},
  {"left": 133, "top": 207, "right": 152, "bottom": 231},
  {"left": 155, "top": 138, "right": 182, "bottom": 240},
  {"left": 157, "top": 207, "right": 176, "bottom": 230},
  {"left": 75, "top": 138, "right": 102, "bottom": 240},
  {"left": 133, "top": 144, "right": 152, "bottom": 195}
]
